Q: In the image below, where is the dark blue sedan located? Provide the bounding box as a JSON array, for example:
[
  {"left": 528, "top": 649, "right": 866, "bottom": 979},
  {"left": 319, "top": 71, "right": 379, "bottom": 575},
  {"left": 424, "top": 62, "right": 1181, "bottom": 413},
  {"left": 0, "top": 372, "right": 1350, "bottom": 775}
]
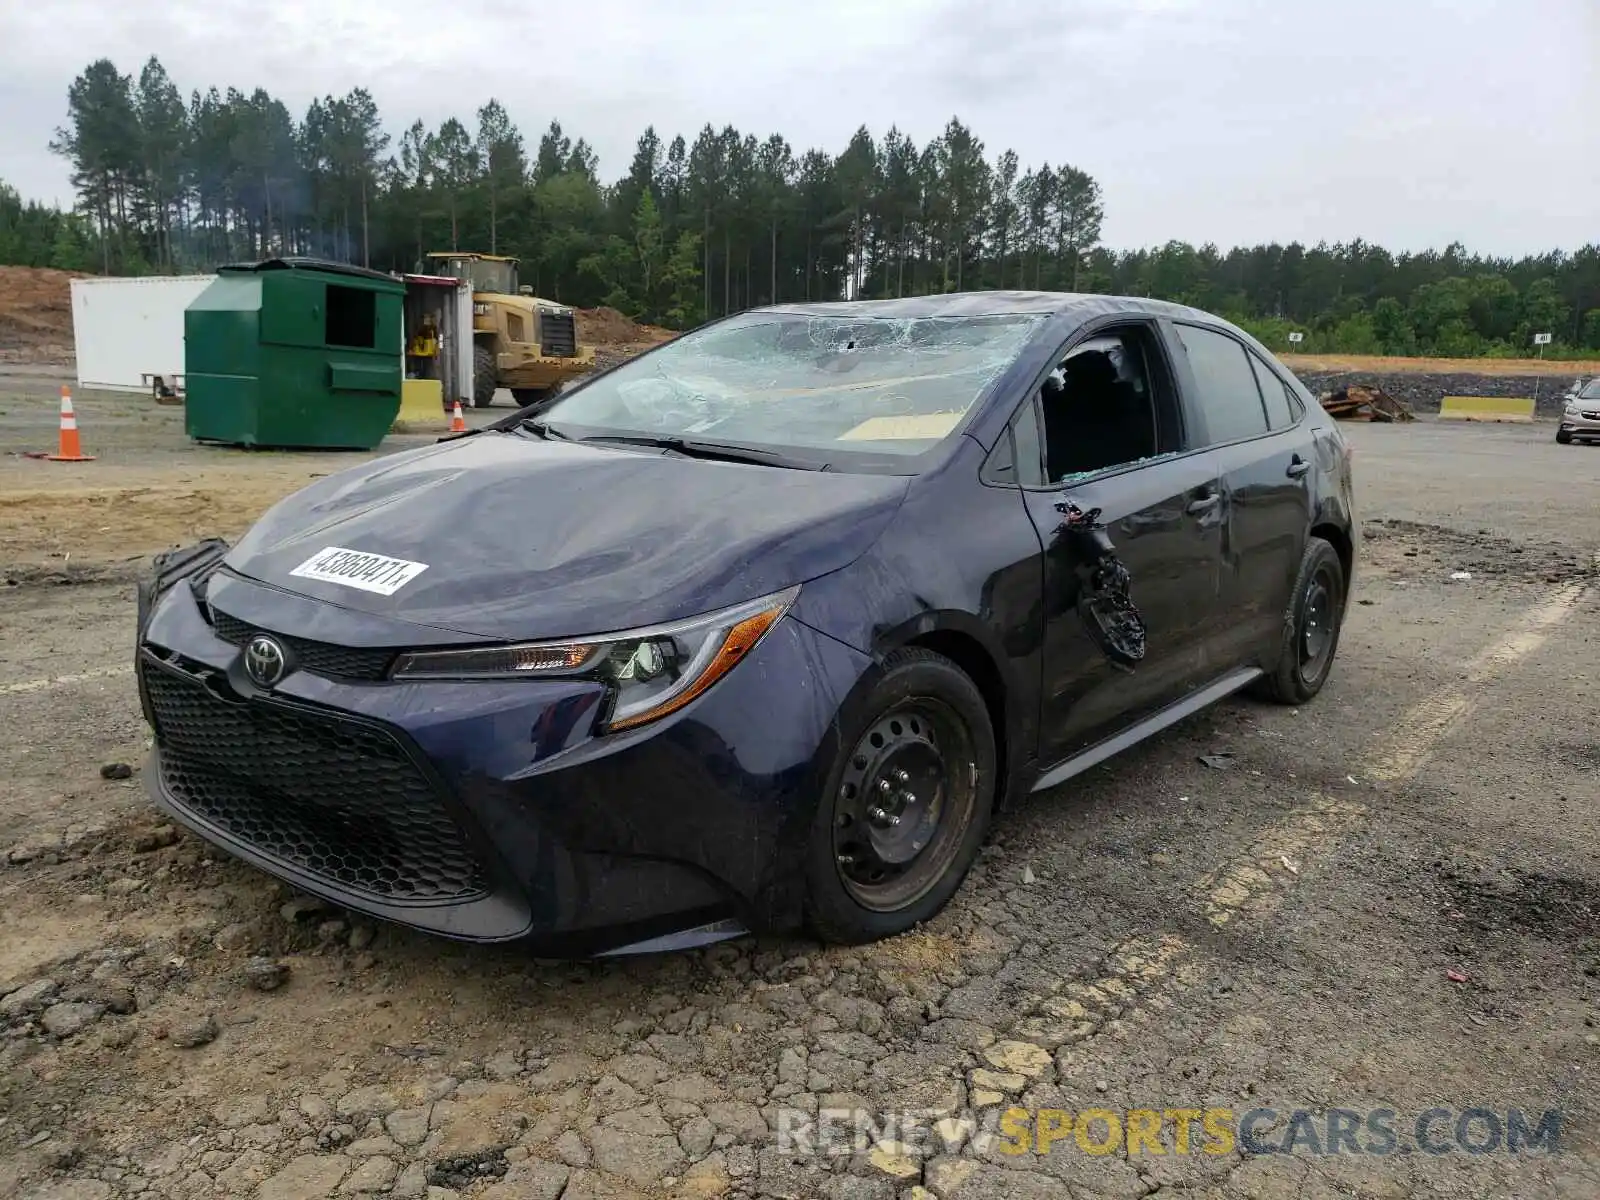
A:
[{"left": 135, "top": 292, "right": 1356, "bottom": 955}]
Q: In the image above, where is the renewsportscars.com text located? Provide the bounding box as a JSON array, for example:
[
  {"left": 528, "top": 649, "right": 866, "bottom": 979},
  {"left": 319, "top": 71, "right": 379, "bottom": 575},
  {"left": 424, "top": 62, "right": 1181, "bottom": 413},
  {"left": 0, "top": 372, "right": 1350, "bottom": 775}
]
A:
[{"left": 775, "top": 1105, "right": 1563, "bottom": 1159}]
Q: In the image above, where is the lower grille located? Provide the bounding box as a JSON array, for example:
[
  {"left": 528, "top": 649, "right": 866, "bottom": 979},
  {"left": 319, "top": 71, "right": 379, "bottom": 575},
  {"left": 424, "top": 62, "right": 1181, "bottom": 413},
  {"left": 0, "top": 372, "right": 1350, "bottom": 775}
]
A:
[
  {"left": 211, "top": 610, "right": 394, "bottom": 682},
  {"left": 142, "top": 656, "right": 489, "bottom": 903},
  {"left": 539, "top": 310, "right": 577, "bottom": 357}
]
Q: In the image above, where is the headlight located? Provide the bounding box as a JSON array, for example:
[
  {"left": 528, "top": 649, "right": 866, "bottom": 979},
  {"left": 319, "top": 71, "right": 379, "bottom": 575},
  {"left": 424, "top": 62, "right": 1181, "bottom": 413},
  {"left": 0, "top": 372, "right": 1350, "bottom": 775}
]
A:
[
  {"left": 390, "top": 586, "right": 799, "bottom": 732},
  {"left": 1565, "top": 403, "right": 1580, "bottom": 415}
]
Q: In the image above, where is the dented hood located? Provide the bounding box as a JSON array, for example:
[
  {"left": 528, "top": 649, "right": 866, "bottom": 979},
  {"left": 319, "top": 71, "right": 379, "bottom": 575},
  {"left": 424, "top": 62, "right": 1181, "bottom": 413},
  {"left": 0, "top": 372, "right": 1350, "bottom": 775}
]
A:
[{"left": 222, "top": 431, "right": 907, "bottom": 642}]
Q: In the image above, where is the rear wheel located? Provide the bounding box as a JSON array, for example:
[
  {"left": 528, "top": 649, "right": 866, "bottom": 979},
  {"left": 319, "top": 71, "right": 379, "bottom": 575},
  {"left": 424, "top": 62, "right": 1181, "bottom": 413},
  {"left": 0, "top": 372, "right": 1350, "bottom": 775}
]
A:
[
  {"left": 804, "top": 648, "right": 995, "bottom": 944},
  {"left": 471, "top": 344, "right": 497, "bottom": 408},
  {"left": 1258, "top": 536, "right": 1346, "bottom": 705}
]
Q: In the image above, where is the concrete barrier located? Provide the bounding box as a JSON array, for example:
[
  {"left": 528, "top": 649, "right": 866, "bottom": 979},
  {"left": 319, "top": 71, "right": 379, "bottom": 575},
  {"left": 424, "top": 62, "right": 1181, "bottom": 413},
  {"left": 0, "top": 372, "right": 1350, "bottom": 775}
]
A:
[
  {"left": 1438, "top": 395, "right": 1536, "bottom": 423},
  {"left": 391, "top": 378, "right": 448, "bottom": 433}
]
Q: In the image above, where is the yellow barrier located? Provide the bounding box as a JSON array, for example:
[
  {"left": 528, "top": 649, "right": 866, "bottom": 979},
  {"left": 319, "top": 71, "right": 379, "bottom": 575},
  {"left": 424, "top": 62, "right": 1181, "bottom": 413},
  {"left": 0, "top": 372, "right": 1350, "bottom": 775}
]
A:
[
  {"left": 392, "top": 378, "right": 447, "bottom": 433},
  {"left": 1438, "top": 395, "right": 1535, "bottom": 423}
]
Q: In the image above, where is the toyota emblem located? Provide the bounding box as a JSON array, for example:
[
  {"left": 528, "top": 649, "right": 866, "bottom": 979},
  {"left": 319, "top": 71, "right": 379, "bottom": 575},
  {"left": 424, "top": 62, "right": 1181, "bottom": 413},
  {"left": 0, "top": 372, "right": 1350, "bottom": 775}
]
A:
[{"left": 244, "top": 635, "right": 288, "bottom": 688}]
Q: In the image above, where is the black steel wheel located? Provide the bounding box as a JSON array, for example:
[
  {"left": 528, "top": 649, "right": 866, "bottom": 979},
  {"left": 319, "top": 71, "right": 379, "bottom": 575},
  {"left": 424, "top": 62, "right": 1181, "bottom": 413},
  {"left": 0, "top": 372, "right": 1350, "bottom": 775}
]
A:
[
  {"left": 1299, "top": 564, "right": 1338, "bottom": 677},
  {"left": 1258, "top": 535, "right": 1346, "bottom": 705},
  {"left": 805, "top": 648, "right": 995, "bottom": 944}
]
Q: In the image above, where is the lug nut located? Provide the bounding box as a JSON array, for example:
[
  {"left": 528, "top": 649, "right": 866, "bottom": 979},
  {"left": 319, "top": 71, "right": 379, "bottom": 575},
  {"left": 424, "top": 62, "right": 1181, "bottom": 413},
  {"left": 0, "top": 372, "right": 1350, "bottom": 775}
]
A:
[
  {"left": 878, "top": 779, "right": 892, "bottom": 794},
  {"left": 895, "top": 769, "right": 910, "bottom": 783},
  {"left": 869, "top": 806, "right": 887, "bottom": 822}
]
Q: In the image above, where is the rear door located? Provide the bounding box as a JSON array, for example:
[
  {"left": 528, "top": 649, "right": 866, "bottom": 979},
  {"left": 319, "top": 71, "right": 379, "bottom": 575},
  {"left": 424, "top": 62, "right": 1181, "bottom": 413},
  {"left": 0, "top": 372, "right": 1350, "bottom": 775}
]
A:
[
  {"left": 1169, "top": 323, "right": 1314, "bottom": 669},
  {"left": 1013, "top": 320, "right": 1227, "bottom": 764}
]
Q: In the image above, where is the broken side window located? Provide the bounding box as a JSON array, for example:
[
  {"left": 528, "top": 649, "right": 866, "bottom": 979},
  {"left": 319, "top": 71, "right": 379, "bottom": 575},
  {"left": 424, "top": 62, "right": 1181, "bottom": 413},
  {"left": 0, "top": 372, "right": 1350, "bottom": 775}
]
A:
[{"left": 1037, "top": 324, "right": 1177, "bottom": 484}]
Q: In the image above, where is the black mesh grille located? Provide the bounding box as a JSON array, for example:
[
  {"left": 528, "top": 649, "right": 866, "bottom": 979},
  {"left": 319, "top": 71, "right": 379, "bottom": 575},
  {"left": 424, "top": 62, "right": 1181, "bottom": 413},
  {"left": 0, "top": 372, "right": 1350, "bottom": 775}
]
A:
[
  {"left": 538, "top": 310, "right": 577, "bottom": 357},
  {"left": 142, "top": 657, "right": 489, "bottom": 902},
  {"left": 211, "top": 611, "right": 395, "bottom": 682}
]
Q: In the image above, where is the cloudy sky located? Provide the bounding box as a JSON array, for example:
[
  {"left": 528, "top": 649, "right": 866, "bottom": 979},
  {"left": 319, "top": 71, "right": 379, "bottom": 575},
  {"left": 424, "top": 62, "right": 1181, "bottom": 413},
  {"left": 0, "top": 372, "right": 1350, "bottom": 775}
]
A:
[{"left": 3, "top": 0, "right": 1594, "bottom": 255}]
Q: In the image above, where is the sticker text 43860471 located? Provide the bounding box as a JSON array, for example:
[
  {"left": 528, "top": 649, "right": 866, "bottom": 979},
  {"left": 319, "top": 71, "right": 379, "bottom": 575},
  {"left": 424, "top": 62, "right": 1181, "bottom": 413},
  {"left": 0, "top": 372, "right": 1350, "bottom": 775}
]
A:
[{"left": 288, "top": 546, "right": 430, "bottom": 596}]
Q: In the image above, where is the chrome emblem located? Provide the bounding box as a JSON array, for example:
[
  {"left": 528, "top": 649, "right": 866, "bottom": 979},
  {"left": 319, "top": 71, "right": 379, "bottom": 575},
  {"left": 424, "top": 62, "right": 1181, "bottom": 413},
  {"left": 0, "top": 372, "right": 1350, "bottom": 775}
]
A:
[{"left": 244, "top": 635, "right": 288, "bottom": 688}]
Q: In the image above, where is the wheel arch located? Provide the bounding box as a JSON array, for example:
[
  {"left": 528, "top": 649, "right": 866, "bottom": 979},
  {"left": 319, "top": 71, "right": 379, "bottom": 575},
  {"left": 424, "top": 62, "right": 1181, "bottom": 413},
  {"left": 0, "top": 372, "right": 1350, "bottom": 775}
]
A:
[
  {"left": 872, "top": 611, "right": 1026, "bottom": 811},
  {"left": 1310, "top": 520, "right": 1353, "bottom": 593}
]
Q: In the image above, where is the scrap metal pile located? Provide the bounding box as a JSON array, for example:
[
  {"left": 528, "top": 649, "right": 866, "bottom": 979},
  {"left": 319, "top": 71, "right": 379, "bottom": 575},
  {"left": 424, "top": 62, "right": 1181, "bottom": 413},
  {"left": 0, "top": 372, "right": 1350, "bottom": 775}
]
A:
[{"left": 1319, "top": 383, "right": 1416, "bottom": 422}]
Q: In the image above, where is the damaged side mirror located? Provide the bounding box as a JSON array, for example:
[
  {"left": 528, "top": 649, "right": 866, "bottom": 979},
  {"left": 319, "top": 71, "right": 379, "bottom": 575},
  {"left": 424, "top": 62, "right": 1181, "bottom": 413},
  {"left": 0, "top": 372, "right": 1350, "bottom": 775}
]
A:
[{"left": 1053, "top": 499, "right": 1147, "bottom": 669}]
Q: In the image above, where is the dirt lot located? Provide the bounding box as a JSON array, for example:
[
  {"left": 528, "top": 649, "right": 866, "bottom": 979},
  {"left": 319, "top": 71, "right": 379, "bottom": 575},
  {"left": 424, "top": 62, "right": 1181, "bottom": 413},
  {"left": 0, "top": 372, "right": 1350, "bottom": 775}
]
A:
[
  {"left": 0, "top": 268, "right": 83, "bottom": 366},
  {"left": 1, "top": 375, "right": 1598, "bottom": 1200}
]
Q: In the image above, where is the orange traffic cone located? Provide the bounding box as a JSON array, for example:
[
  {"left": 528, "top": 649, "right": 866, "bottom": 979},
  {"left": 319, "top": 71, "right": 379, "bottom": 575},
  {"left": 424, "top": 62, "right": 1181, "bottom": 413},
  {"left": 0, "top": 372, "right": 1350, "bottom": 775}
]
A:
[
  {"left": 449, "top": 400, "right": 467, "bottom": 434},
  {"left": 47, "top": 385, "right": 95, "bottom": 462}
]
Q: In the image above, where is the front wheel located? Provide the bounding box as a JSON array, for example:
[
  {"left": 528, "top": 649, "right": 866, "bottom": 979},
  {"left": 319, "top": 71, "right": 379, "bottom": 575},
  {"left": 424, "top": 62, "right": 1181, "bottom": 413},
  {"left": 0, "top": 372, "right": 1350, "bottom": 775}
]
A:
[
  {"left": 471, "top": 344, "right": 497, "bottom": 408},
  {"left": 510, "top": 387, "right": 554, "bottom": 410},
  {"left": 1258, "top": 535, "right": 1347, "bottom": 705},
  {"left": 804, "top": 648, "right": 995, "bottom": 944},
  {"left": 1556, "top": 429, "right": 1573, "bottom": 445}
]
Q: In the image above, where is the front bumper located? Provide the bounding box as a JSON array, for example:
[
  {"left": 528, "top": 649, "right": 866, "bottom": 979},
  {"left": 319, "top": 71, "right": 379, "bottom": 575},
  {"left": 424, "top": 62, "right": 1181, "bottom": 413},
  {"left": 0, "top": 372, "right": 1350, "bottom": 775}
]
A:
[
  {"left": 1558, "top": 410, "right": 1600, "bottom": 437},
  {"left": 136, "top": 559, "right": 870, "bottom": 954}
]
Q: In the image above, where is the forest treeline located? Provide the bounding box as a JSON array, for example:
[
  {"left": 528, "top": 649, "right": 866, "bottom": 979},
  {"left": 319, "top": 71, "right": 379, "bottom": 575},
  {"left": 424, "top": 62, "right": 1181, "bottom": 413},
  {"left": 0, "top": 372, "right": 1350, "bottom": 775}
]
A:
[{"left": 3, "top": 55, "right": 1597, "bottom": 358}]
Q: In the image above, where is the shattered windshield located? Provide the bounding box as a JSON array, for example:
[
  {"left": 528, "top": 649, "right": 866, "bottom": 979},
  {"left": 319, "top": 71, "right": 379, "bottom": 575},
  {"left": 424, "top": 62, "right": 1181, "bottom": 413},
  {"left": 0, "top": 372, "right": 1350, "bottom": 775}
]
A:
[{"left": 539, "top": 311, "right": 1044, "bottom": 464}]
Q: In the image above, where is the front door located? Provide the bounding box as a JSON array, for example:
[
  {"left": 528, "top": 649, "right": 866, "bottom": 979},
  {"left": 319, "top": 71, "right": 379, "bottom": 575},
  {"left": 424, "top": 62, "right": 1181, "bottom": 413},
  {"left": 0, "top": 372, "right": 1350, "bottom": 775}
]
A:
[
  {"left": 1009, "top": 321, "right": 1226, "bottom": 767},
  {"left": 1021, "top": 454, "right": 1226, "bottom": 763}
]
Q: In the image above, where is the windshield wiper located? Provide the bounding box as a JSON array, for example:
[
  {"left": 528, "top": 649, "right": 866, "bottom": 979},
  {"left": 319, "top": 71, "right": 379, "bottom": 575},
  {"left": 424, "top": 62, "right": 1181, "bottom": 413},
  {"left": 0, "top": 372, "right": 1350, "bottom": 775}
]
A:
[
  {"left": 518, "top": 418, "right": 571, "bottom": 441},
  {"left": 577, "top": 434, "right": 826, "bottom": 471}
]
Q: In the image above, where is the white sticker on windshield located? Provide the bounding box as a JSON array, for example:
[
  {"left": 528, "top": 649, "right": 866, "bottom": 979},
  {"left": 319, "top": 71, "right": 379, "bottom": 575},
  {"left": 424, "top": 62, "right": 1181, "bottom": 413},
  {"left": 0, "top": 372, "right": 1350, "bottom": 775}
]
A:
[{"left": 289, "top": 546, "right": 429, "bottom": 596}]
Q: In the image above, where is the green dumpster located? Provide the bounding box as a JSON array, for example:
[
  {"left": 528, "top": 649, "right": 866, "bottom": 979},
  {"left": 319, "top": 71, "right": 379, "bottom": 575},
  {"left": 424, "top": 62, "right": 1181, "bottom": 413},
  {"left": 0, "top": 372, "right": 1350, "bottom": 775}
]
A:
[{"left": 184, "top": 257, "right": 405, "bottom": 449}]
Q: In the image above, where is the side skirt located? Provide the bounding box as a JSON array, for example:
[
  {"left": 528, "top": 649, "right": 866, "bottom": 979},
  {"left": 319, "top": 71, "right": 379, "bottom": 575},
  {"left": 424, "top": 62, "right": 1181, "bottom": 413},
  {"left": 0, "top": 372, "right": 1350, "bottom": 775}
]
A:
[{"left": 1029, "top": 667, "right": 1264, "bottom": 794}]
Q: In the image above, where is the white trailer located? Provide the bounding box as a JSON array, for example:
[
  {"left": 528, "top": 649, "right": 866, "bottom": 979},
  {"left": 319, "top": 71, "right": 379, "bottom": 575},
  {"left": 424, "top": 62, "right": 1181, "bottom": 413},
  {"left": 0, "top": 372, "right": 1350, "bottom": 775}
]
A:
[
  {"left": 70, "top": 274, "right": 218, "bottom": 394},
  {"left": 400, "top": 273, "right": 475, "bottom": 407}
]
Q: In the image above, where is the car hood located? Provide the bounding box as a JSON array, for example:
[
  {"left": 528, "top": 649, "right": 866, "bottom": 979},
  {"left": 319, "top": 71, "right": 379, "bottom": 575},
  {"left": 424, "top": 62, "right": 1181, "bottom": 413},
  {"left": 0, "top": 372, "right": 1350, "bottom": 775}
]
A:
[{"left": 223, "top": 431, "right": 909, "bottom": 641}]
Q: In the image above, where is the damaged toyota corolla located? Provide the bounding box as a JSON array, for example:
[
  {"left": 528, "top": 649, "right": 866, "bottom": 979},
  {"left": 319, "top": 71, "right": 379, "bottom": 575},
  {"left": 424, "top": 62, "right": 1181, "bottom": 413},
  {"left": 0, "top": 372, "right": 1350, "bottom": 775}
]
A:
[{"left": 135, "top": 292, "right": 1356, "bottom": 955}]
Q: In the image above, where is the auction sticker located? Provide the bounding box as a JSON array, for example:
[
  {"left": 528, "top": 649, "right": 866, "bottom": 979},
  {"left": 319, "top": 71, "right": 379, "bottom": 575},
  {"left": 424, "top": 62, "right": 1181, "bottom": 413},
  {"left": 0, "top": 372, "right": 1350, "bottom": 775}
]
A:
[{"left": 289, "top": 546, "right": 429, "bottom": 596}]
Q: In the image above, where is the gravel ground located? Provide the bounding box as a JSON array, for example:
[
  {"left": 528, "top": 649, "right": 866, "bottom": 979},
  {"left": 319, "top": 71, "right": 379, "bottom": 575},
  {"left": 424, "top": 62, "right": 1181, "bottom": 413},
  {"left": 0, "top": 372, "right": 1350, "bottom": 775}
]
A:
[{"left": 1, "top": 378, "right": 1597, "bottom": 1200}]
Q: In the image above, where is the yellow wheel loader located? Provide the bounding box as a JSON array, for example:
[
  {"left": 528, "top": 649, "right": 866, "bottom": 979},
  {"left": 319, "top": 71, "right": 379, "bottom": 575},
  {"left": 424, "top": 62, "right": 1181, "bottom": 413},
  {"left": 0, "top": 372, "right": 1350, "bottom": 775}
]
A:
[{"left": 425, "top": 253, "right": 596, "bottom": 408}]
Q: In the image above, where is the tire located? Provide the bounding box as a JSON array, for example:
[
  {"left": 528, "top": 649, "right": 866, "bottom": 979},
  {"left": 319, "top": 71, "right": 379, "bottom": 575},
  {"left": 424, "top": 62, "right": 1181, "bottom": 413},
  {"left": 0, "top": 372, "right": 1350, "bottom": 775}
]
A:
[
  {"left": 1555, "top": 430, "right": 1573, "bottom": 444},
  {"left": 510, "top": 387, "right": 553, "bottom": 410},
  {"left": 1257, "top": 535, "right": 1347, "bottom": 705},
  {"left": 803, "top": 648, "right": 996, "bottom": 944},
  {"left": 471, "top": 344, "right": 497, "bottom": 408}
]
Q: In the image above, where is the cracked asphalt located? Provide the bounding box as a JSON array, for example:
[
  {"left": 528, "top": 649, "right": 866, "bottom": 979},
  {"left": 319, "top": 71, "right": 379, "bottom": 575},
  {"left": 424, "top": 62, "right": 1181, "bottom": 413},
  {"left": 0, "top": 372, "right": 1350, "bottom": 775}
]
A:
[{"left": 2, "top": 387, "right": 1597, "bottom": 1200}]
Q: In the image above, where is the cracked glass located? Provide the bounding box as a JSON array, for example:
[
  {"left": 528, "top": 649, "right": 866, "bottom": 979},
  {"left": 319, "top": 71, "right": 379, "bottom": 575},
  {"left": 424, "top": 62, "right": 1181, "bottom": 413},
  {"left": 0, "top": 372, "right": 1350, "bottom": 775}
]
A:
[{"left": 540, "top": 311, "right": 1045, "bottom": 462}]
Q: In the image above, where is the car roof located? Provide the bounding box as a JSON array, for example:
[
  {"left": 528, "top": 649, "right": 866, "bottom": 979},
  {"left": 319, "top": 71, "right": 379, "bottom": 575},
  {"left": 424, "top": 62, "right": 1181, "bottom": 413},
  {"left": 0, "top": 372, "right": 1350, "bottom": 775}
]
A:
[{"left": 754, "top": 290, "right": 1226, "bottom": 326}]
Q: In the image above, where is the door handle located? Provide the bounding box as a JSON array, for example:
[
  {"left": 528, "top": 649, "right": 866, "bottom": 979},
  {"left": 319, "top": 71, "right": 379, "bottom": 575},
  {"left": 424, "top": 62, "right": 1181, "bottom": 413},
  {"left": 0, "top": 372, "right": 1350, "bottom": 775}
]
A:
[
  {"left": 1286, "top": 455, "right": 1311, "bottom": 479},
  {"left": 1186, "top": 491, "right": 1221, "bottom": 516}
]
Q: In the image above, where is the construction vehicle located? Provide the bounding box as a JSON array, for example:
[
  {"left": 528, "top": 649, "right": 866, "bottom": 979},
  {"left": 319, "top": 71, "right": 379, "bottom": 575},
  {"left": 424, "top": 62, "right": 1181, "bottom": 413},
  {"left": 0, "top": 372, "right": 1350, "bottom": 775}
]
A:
[{"left": 425, "top": 252, "right": 595, "bottom": 407}]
